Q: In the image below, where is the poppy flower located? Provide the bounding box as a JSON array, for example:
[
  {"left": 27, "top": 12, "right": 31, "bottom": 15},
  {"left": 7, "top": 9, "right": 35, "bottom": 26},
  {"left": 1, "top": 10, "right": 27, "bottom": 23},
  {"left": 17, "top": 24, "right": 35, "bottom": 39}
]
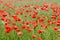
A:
[
  {"left": 56, "top": 22, "right": 60, "bottom": 26},
  {"left": 32, "top": 35, "right": 36, "bottom": 38},
  {"left": 38, "top": 30, "right": 42, "bottom": 34},
  {"left": 39, "top": 18, "right": 44, "bottom": 23},
  {"left": 26, "top": 10, "right": 31, "bottom": 13},
  {"left": 12, "top": 15, "right": 21, "bottom": 22},
  {"left": 38, "top": 38, "right": 42, "bottom": 40},
  {"left": 51, "top": 14, "right": 57, "bottom": 19},
  {"left": 57, "top": 29, "right": 60, "bottom": 32},
  {"left": 40, "top": 6, "right": 44, "bottom": 10},
  {"left": 13, "top": 25, "right": 20, "bottom": 32},
  {"left": 5, "top": 3, "right": 14, "bottom": 9},
  {"left": 20, "top": 12, "right": 23, "bottom": 15},
  {"left": 15, "top": 11, "right": 19, "bottom": 15},
  {"left": 17, "top": 31, "right": 22, "bottom": 36},
  {"left": 17, "top": 18, "right": 21, "bottom": 21},
  {"left": 25, "top": 22, "right": 29, "bottom": 25},
  {"left": 57, "top": 18, "right": 60, "bottom": 23},
  {"left": 43, "top": 25, "right": 47, "bottom": 29},
  {"left": 54, "top": 27, "right": 59, "bottom": 31},
  {"left": 51, "top": 6, "right": 58, "bottom": 13},
  {"left": 44, "top": 3, "right": 48, "bottom": 8},
  {"left": 38, "top": 30, "right": 45, "bottom": 34},
  {"left": 32, "top": 14, "right": 36, "bottom": 18},
  {"left": 48, "top": 20, "right": 51, "bottom": 23},
  {"left": 1, "top": 17, "right": 6, "bottom": 21},
  {"left": 33, "top": 6, "right": 39, "bottom": 10},
  {"left": 2, "top": 12, "right": 7, "bottom": 17},
  {"left": 5, "top": 25, "right": 12, "bottom": 33},
  {"left": 22, "top": 25, "right": 25, "bottom": 29},
  {"left": 0, "top": 10, "right": 4, "bottom": 13},
  {"left": 12, "top": 15, "right": 17, "bottom": 21},
  {"left": 5, "top": 18, "right": 10, "bottom": 24},
  {"left": 21, "top": 20, "right": 25, "bottom": 24},
  {"left": 33, "top": 11, "right": 38, "bottom": 15},
  {"left": 25, "top": 25, "right": 30, "bottom": 30},
  {"left": 0, "top": 10, "right": 7, "bottom": 17},
  {"left": 27, "top": 29, "right": 32, "bottom": 33}
]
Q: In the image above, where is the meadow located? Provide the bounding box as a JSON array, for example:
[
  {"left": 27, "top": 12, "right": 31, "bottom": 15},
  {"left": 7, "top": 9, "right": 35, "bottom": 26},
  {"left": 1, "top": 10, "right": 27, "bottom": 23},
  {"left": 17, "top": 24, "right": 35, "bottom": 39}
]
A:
[{"left": 0, "top": 0, "right": 60, "bottom": 40}]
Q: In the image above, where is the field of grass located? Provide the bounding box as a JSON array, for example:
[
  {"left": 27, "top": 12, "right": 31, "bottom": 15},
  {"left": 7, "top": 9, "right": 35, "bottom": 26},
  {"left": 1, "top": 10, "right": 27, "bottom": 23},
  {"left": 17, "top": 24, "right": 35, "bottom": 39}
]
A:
[{"left": 0, "top": 0, "right": 60, "bottom": 40}]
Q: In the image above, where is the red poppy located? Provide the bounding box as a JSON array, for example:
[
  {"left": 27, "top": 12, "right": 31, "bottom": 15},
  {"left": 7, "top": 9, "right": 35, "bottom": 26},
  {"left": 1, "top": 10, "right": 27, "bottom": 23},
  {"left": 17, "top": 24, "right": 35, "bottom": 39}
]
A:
[
  {"left": 51, "top": 14, "right": 57, "bottom": 19},
  {"left": 32, "top": 15, "right": 36, "bottom": 18},
  {"left": 0, "top": 10, "right": 7, "bottom": 17},
  {"left": 26, "top": 10, "right": 31, "bottom": 13},
  {"left": 22, "top": 25, "right": 25, "bottom": 29},
  {"left": 56, "top": 22, "right": 60, "bottom": 26},
  {"left": 13, "top": 25, "right": 20, "bottom": 32},
  {"left": 1, "top": 17, "right": 6, "bottom": 21},
  {"left": 39, "top": 18, "right": 44, "bottom": 23},
  {"left": 17, "top": 31, "right": 22, "bottom": 36},
  {"left": 20, "top": 12, "right": 23, "bottom": 15},
  {"left": 5, "top": 25, "right": 12, "bottom": 33},
  {"left": 32, "top": 35, "right": 36, "bottom": 38},
  {"left": 54, "top": 27, "right": 59, "bottom": 31},
  {"left": 38, "top": 38, "right": 42, "bottom": 40},
  {"left": 38, "top": 30, "right": 45, "bottom": 34},
  {"left": 25, "top": 22, "right": 29, "bottom": 25},
  {"left": 27, "top": 29, "right": 32, "bottom": 33}
]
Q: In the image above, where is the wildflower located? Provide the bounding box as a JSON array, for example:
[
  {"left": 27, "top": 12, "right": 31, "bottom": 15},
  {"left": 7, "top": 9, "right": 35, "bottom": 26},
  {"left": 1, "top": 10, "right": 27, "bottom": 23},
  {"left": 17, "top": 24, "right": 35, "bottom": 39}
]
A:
[
  {"left": 32, "top": 35, "right": 36, "bottom": 38},
  {"left": 22, "top": 25, "right": 25, "bottom": 29},
  {"left": 54, "top": 27, "right": 59, "bottom": 31},
  {"left": 17, "top": 31, "right": 22, "bottom": 36},
  {"left": 5, "top": 25, "right": 12, "bottom": 33},
  {"left": 13, "top": 25, "right": 20, "bottom": 32}
]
